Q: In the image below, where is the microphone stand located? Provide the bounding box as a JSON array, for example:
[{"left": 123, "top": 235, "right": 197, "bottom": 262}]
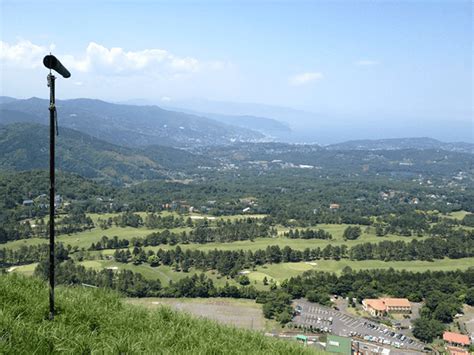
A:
[{"left": 47, "top": 72, "right": 57, "bottom": 320}]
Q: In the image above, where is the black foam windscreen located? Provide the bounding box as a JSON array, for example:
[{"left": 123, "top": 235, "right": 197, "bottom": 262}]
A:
[{"left": 43, "top": 55, "right": 71, "bottom": 78}]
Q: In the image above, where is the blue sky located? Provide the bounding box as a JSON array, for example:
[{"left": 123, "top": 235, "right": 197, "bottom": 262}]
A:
[{"left": 0, "top": 0, "right": 472, "bottom": 138}]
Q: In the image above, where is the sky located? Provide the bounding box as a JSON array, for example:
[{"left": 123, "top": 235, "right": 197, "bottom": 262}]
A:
[{"left": 0, "top": 0, "right": 472, "bottom": 141}]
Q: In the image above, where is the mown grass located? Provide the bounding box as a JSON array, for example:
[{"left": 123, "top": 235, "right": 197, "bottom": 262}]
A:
[
  {"left": 0, "top": 274, "right": 320, "bottom": 354},
  {"left": 246, "top": 257, "right": 474, "bottom": 284},
  {"left": 2, "top": 225, "right": 193, "bottom": 251},
  {"left": 138, "top": 232, "right": 427, "bottom": 253},
  {"left": 6, "top": 212, "right": 267, "bottom": 251},
  {"left": 7, "top": 262, "right": 38, "bottom": 276},
  {"left": 445, "top": 210, "right": 470, "bottom": 220},
  {"left": 5, "top": 223, "right": 427, "bottom": 253},
  {"left": 11, "top": 210, "right": 470, "bottom": 254},
  {"left": 14, "top": 256, "right": 468, "bottom": 290},
  {"left": 77, "top": 260, "right": 236, "bottom": 287}
]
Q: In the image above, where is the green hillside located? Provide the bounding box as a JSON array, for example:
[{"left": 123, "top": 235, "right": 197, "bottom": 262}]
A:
[
  {"left": 0, "top": 97, "right": 263, "bottom": 148},
  {"left": 0, "top": 123, "right": 213, "bottom": 183},
  {"left": 0, "top": 274, "right": 319, "bottom": 354}
]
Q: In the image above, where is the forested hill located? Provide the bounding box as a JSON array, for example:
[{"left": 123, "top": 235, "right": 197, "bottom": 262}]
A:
[
  {"left": 327, "top": 137, "right": 474, "bottom": 154},
  {"left": 0, "top": 97, "right": 264, "bottom": 148},
  {"left": 2, "top": 123, "right": 472, "bottom": 184},
  {"left": 0, "top": 123, "right": 212, "bottom": 183}
]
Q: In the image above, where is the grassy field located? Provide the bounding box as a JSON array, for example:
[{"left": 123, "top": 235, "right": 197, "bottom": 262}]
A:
[
  {"left": 1, "top": 274, "right": 319, "bottom": 354},
  {"left": 2, "top": 221, "right": 424, "bottom": 253},
  {"left": 446, "top": 210, "right": 470, "bottom": 220},
  {"left": 5, "top": 212, "right": 268, "bottom": 251},
  {"left": 136, "top": 229, "right": 427, "bottom": 254},
  {"left": 245, "top": 257, "right": 474, "bottom": 284},
  {"left": 12, "top": 256, "right": 472, "bottom": 291},
  {"left": 127, "top": 297, "right": 277, "bottom": 331},
  {"left": 2, "top": 225, "right": 193, "bottom": 251},
  {"left": 7, "top": 263, "right": 38, "bottom": 276},
  {"left": 9, "top": 259, "right": 242, "bottom": 291},
  {"left": 5, "top": 211, "right": 472, "bottom": 291},
  {"left": 76, "top": 259, "right": 237, "bottom": 287}
]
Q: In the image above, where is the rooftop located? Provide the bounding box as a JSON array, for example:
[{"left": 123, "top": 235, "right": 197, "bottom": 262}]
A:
[
  {"left": 446, "top": 346, "right": 469, "bottom": 355},
  {"left": 363, "top": 298, "right": 411, "bottom": 311},
  {"left": 381, "top": 298, "right": 411, "bottom": 308},
  {"left": 443, "top": 331, "right": 470, "bottom": 346},
  {"left": 363, "top": 299, "right": 386, "bottom": 311}
]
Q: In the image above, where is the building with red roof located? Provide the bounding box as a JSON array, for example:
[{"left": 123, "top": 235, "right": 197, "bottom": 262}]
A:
[
  {"left": 443, "top": 331, "right": 470, "bottom": 347},
  {"left": 362, "top": 298, "right": 411, "bottom": 317},
  {"left": 446, "top": 346, "right": 469, "bottom": 355}
]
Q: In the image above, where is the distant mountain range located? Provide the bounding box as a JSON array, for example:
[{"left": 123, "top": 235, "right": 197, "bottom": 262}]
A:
[
  {"left": 326, "top": 137, "right": 474, "bottom": 154},
  {"left": 166, "top": 108, "right": 291, "bottom": 139},
  {"left": 0, "top": 97, "right": 265, "bottom": 148},
  {"left": 0, "top": 123, "right": 213, "bottom": 184},
  {"left": 119, "top": 99, "right": 292, "bottom": 139},
  {"left": 1, "top": 96, "right": 471, "bottom": 155},
  {"left": 1, "top": 123, "right": 472, "bottom": 185}
]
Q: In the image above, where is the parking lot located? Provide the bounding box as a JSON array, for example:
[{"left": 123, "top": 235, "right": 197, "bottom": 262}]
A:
[{"left": 292, "top": 299, "right": 426, "bottom": 352}]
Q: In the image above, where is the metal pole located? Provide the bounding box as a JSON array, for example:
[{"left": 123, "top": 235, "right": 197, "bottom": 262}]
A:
[{"left": 48, "top": 73, "right": 56, "bottom": 320}]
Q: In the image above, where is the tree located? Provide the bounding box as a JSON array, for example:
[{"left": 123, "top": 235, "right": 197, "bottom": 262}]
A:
[
  {"left": 237, "top": 275, "right": 250, "bottom": 286},
  {"left": 461, "top": 214, "right": 474, "bottom": 227},
  {"left": 343, "top": 226, "right": 361, "bottom": 240},
  {"left": 306, "top": 290, "right": 331, "bottom": 306},
  {"left": 465, "top": 287, "right": 474, "bottom": 306},
  {"left": 132, "top": 255, "right": 143, "bottom": 265},
  {"left": 424, "top": 291, "right": 444, "bottom": 311},
  {"left": 147, "top": 255, "right": 160, "bottom": 267},
  {"left": 276, "top": 310, "right": 293, "bottom": 324},
  {"left": 412, "top": 318, "right": 444, "bottom": 343},
  {"left": 262, "top": 302, "right": 274, "bottom": 319},
  {"left": 433, "top": 302, "right": 455, "bottom": 323}
]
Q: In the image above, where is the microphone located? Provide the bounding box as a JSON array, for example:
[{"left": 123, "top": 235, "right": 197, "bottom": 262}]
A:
[{"left": 43, "top": 55, "right": 71, "bottom": 78}]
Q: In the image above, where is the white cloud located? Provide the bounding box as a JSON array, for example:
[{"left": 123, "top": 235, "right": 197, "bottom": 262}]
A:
[
  {"left": 160, "top": 96, "right": 172, "bottom": 102},
  {"left": 0, "top": 40, "right": 50, "bottom": 68},
  {"left": 61, "top": 42, "right": 203, "bottom": 76},
  {"left": 289, "top": 72, "right": 323, "bottom": 86},
  {"left": 355, "top": 59, "right": 379, "bottom": 66},
  {"left": 0, "top": 40, "right": 226, "bottom": 78}
]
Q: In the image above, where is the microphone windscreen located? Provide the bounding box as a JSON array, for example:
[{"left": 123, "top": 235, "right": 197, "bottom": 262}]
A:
[{"left": 43, "top": 55, "right": 71, "bottom": 78}]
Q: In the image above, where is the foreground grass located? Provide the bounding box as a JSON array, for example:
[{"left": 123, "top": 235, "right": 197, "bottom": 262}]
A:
[{"left": 0, "top": 274, "right": 319, "bottom": 354}]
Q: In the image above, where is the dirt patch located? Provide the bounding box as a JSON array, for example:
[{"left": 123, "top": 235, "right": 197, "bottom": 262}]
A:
[{"left": 128, "top": 298, "right": 265, "bottom": 330}]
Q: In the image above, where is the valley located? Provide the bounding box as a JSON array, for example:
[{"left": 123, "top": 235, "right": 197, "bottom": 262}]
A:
[{"left": 1, "top": 101, "right": 473, "bottom": 354}]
